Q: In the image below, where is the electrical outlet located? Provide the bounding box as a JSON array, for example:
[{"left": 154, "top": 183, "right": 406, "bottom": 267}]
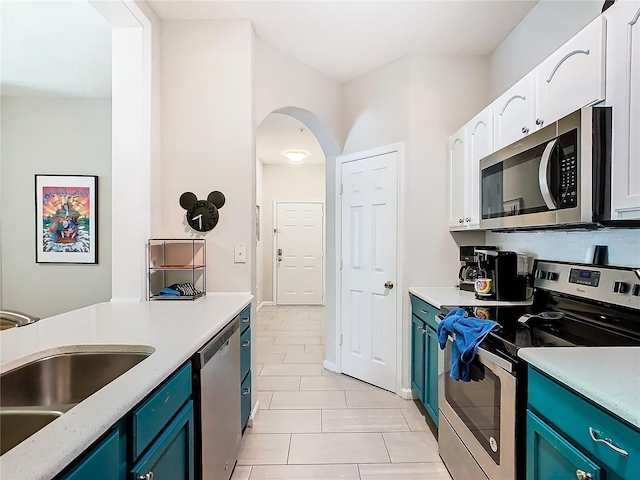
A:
[{"left": 234, "top": 244, "right": 247, "bottom": 263}]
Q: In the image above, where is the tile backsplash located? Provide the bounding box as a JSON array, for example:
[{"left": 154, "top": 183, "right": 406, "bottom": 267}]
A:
[{"left": 487, "top": 229, "right": 640, "bottom": 268}]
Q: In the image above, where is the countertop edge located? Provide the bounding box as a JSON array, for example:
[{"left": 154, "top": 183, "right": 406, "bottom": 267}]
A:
[
  {"left": 0, "top": 292, "right": 253, "bottom": 480},
  {"left": 408, "top": 286, "right": 533, "bottom": 309},
  {"left": 518, "top": 347, "right": 640, "bottom": 429}
]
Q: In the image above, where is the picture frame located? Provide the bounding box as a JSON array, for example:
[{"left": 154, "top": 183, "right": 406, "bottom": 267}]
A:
[
  {"left": 256, "top": 205, "right": 261, "bottom": 241},
  {"left": 503, "top": 197, "right": 523, "bottom": 216},
  {"left": 35, "top": 174, "right": 98, "bottom": 264}
]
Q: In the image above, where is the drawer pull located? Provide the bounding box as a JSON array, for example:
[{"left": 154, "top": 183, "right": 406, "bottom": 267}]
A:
[
  {"left": 419, "top": 310, "right": 429, "bottom": 315},
  {"left": 241, "top": 317, "right": 250, "bottom": 323},
  {"left": 588, "top": 427, "right": 628, "bottom": 457},
  {"left": 139, "top": 472, "right": 154, "bottom": 480},
  {"left": 575, "top": 470, "right": 591, "bottom": 480},
  {"left": 242, "top": 341, "right": 251, "bottom": 347}
]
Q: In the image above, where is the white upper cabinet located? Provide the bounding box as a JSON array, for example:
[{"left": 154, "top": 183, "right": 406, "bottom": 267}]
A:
[
  {"left": 493, "top": 74, "right": 536, "bottom": 151},
  {"left": 605, "top": 0, "right": 640, "bottom": 219},
  {"left": 448, "top": 126, "right": 468, "bottom": 230},
  {"left": 536, "top": 16, "right": 607, "bottom": 129},
  {"left": 465, "top": 106, "right": 494, "bottom": 229}
]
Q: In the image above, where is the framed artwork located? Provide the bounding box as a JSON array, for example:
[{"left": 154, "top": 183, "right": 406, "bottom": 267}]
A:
[
  {"left": 35, "top": 174, "right": 98, "bottom": 264},
  {"left": 503, "top": 197, "right": 523, "bottom": 216},
  {"left": 256, "top": 205, "right": 261, "bottom": 241}
]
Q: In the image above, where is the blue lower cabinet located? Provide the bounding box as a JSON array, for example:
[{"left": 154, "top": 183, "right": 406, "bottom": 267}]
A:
[
  {"left": 424, "top": 325, "right": 439, "bottom": 426},
  {"left": 241, "top": 371, "right": 252, "bottom": 431},
  {"left": 59, "top": 427, "right": 125, "bottom": 480},
  {"left": 240, "top": 327, "right": 251, "bottom": 381},
  {"left": 131, "top": 400, "right": 195, "bottom": 480},
  {"left": 410, "top": 294, "right": 439, "bottom": 427},
  {"left": 526, "top": 410, "right": 601, "bottom": 480}
]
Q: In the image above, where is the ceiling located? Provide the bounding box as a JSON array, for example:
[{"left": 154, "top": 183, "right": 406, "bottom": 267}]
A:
[
  {"left": 257, "top": 114, "right": 325, "bottom": 165},
  {"left": 148, "top": 0, "right": 538, "bottom": 82}
]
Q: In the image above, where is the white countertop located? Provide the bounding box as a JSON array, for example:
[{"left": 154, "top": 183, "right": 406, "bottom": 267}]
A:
[
  {"left": 518, "top": 347, "right": 640, "bottom": 429},
  {"left": 0, "top": 292, "right": 253, "bottom": 480},
  {"left": 408, "top": 286, "right": 533, "bottom": 309}
]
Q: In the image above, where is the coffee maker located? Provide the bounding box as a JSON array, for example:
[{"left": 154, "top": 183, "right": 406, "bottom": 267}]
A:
[
  {"left": 458, "top": 246, "right": 496, "bottom": 292},
  {"left": 475, "top": 249, "right": 530, "bottom": 301}
]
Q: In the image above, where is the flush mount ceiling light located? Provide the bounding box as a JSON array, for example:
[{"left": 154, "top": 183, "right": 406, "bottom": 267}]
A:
[{"left": 284, "top": 151, "right": 308, "bottom": 163}]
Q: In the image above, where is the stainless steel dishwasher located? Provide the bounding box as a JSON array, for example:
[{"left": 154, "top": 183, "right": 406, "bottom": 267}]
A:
[{"left": 193, "top": 317, "right": 241, "bottom": 480}]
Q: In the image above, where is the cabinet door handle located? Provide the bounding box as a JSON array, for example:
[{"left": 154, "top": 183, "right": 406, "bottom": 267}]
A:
[
  {"left": 459, "top": 218, "right": 464, "bottom": 224},
  {"left": 419, "top": 310, "right": 429, "bottom": 315},
  {"left": 522, "top": 126, "right": 529, "bottom": 134},
  {"left": 465, "top": 217, "right": 471, "bottom": 222},
  {"left": 575, "top": 470, "right": 591, "bottom": 480},
  {"left": 139, "top": 472, "right": 154, "bottom": 480},
  {"left": 536, "top": 118, "right": 544, "bottom": 126},
  {"left": 241, "top": 317, "right": 250, "bottom": 323},
  {"left": 242, "top": 341, "right": 251, "bottom": 347},
  {"left": 242, "top": 387, "right": 251, "bottom": 395},
  {"left": 588, "top": 427, "right": 628, "bottom": 456}
]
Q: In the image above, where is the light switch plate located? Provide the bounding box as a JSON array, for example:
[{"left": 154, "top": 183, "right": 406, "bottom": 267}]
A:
[{"left": 234, "top": 244, "right": 247, "bottom": 263}]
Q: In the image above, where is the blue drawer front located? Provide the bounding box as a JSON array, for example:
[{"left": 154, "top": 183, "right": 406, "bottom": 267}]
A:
[
  {"left": 61, "top": 428, "right": 121, "bottom": 480},
  {"left": 131, "top": 400, "right": 195, "bottom": 480},
  {"left": 132, "top": 362, "right": 192, "bottom": 460},
  {"left": 410, "top": 294, "right": 439, "bottom": 330},
  {"left": 239, "top": 305, "right": 251, "bottom": 333},
  {"left": 240, "top": 327, "right": 251, "bottom": 382},
  {"left": 241, "top": 371, "right": 252, "bottom": 431},
  {"left": 528, "top": 367, "right": 640, "bottom": 478}
]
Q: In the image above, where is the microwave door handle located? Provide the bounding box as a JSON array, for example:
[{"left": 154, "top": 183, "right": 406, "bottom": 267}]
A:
[{"left": 539, "top": 139, "right": 558, "bottom": 210}]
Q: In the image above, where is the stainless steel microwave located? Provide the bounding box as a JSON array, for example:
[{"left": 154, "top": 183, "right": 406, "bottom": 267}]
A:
[{"left": 480, "top": 106, "right": 612, "bottom": 230}]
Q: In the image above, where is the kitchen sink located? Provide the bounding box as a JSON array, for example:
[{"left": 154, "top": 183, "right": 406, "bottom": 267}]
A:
[
  {"left": 0, "top": 310, "right": 39, "bottom": 330},
  {"left": 0, "top": 409, "right": 64, "bottom": 455},
  {"left": 0, "top": 350, "right": 151, "bottom": 407}
]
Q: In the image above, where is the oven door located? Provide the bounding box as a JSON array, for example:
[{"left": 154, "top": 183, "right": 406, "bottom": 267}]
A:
[{"left": 439, "top": 336, "right": 516, "bottom": 480}]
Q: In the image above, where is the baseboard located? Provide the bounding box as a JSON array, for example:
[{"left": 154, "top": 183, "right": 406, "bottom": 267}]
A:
[
  {"left": 248, "top": 400, "right": 260, "bottom": 428},
  {"left": 323, "top": 360, "right": 339, "bottom": 373},
  {"left": 401, "top": 387, "right": 415, "bottom": 400},
  {"left": 257, "top": 301, "right": 273, "bottom": 312}
]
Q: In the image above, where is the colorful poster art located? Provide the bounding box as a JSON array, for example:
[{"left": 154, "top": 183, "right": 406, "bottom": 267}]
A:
[{"left": 35, "top": 175, "right": 98, "bottom": 264}]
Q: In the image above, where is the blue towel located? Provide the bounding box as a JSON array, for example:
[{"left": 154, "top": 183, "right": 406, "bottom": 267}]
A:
[
  {"left": 157, "top": 287, "right": 181, "bottom": 296},
  {"left": 437, "top": 308, "right": 499, "bottom": 382}
]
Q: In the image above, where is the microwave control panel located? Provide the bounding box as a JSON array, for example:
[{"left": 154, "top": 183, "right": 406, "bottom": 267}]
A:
[{"left": 559, "top": 142, "right": 577, "bottom": 209}]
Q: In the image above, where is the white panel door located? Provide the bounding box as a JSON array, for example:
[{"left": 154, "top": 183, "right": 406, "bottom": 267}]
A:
[
  {"left": 276, "top": 202, "right": 324, "bottom": 305},
  {"left": 340, "top": 151, "right": 398, "bottom": 392}
]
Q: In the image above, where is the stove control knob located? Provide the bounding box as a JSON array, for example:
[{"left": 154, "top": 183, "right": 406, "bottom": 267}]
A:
[
  {"left": 632, "top": 284, "right": 640, "bottom": 297},
  {"left": 612, "top": 281, "right": 629, "bottom": 294},
  {"left": 547, "top": 272, "right": 559, "bottom": 281},
  {"left": 535, "top": 270, "right": 547, "bottom": 280}
]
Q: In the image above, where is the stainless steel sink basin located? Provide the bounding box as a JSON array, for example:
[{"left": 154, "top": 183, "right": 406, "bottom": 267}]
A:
[
  {"left": 0, "top": 409, "right": 64, "bottom": 455},
  {"left": 0, "top": 351, "right": 151, "bottom": 407},
  {"left": 0, "top": 310, "right": 39, "bottom": 330}
]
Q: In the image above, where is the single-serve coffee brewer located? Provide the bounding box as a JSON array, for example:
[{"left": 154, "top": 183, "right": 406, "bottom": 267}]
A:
[
  {"left": 474, "top": 249, "right": 530, "bottom": 301},
  {"left": 458, "top": 246, "right": 496, "bottom": 292}
]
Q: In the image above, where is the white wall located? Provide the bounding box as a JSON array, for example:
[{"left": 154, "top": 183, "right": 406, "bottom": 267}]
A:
[
  {"left": 339, "top": 54, "right": 491, "bottom": 389},
  {"left": 489, "top": 0, "right": 603, "bottom": 98},
  {"left": 0, "top": 97, "right": 112, "bottom": 318},
  {"left": 256, "top": 158, "right": 264, "bottom": 306},
  {"left": 161, "top": 20, "right": 254, "bottom": 293},
  {"left": 261, "top": 164, "right": 326, "bottom": 303}
]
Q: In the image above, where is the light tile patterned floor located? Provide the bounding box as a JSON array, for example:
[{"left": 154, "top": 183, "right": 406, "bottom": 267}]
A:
[{"left": 232, "top": 305, "right": 452, "bottom": 480}]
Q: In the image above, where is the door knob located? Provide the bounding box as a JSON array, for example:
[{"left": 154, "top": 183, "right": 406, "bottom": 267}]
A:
[{"left": 384, "top": 281, "right": 394, "bottom": 290}]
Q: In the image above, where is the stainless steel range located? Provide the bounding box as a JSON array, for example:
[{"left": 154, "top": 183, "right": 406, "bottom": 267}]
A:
[{"left": 438, "top": 260, "right": 640, "bottom": 480}]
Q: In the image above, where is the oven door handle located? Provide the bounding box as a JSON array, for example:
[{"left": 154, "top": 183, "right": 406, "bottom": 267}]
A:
[
  {"left": 539, "top": 138, "right": 558, "bottom": 210},
  {"left": 445, "top": 334, "right": 513, "bottom": 374}
]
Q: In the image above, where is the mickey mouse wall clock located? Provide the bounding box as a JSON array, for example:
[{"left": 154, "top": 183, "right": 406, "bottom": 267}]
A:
[{"left": 179, "top": 191, "right": 226, "bottom": 232}]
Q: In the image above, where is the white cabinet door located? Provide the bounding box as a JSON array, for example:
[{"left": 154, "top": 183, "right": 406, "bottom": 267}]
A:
[
  {"left": 466, "top": 106, "right": 494, "bottom": 229},
  {"left": 448, "top": 126, "right": 468, "bottom": 230},
  {"left": 493, "top": 74, "right": 536, "bottom": 151},
  {"left": 605, "top": 0, "right": 640, "bottom": 219},
  {"left": 536, "top": 16, "right": 606, "bottom": 129}
]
